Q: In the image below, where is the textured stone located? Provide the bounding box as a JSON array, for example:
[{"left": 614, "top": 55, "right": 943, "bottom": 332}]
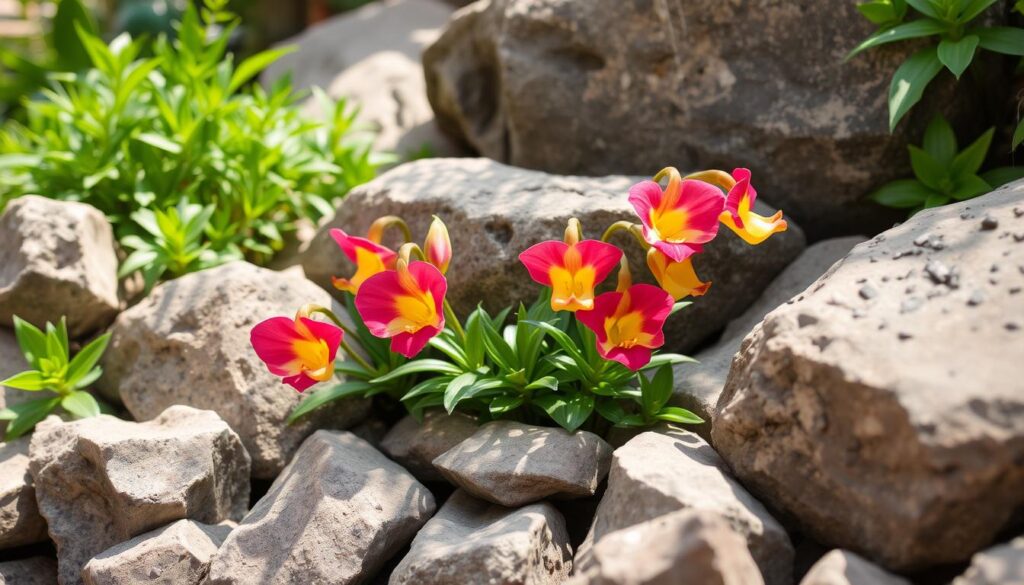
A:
[
  {"left": 82, "top": 520, "right": 232, "bottom": 585},
  {"left": 28, "top": 406, "right": 250, "bottom": 585},
  {"left": 799, "top": 550, "right": 910, "bottom": 585},
  {"left": 0, "top": 556, "right": 58, "bottom": 585},
  {"left": 433, "top": 421, "right": 612, "bottom": 507},
  {"left": 674, "top": 237, "right": 864, "bottom": 440},
  {"left": 390, "top": 490, "right": 571, "bottom": 585},
  {"left": 99, "top": 261, "right": 370, "bottom": 478},
  {"left": 381, "top": 410, "right": 479, "bottom": 482},
  {"left": 0, "top": 195, "right": 119, "bottom": 336},
  {"left": 952, "top": 537, "right": 1024, "bottom": 585},
  {"left": 302, "top": 158, "right": 804, "bottom": 352},
  {"left": 207, "top": 430, "right": 435, "bottom": 585},
  {"left": 0, "top": 437, "right": 47, "bottom": 550},
  {"left": 712, "top": 182, "right": 1024, "bottom": 571}
]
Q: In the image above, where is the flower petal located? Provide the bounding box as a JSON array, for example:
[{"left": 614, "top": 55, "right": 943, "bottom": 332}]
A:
[
  {"left": 297, "top": 317, "right": 343, "bottom": 363},
  {"left": 603, "top": 345, "right": 655, "bottom": 371},
  {"left": 391, "top": 325, "right": 443, "bottom": 358},
  {"left": 628, "top": 180, "right": 663, "bottom": 232},
  {"left": 250, "top": 317, "right": 304, "bottom": 377},
  {"left": 576, "top": 291, "right": 622, "bottom": 346},
  {"left": 330, "top": 228, "right": 397, "bottom": 265},
  {"left": 574, "top": 240, "right": 623, "bottom": 283},
  {"left": 519, "top": 241, "right": 569, "bottom": 286},
  {"left": 282, "top": 372, "right": 318, "bottom": 393}
]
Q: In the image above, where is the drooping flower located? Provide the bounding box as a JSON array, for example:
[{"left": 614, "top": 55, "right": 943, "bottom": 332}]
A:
[
  {"left": 330, "top": 228, "right": 398, "bottom": 293},
  {"left": 719, "top": 168, "right": 788, "bottom": 245},
  {"left": 629, "top": 169, "right": 726, "bottom": 263},
  {"left": 646, "top": 248, "right": 711, "bottom": 301},
  {"left": 576, "top": 284, "right": 674, "bottom": 371},
  {"left": 355, "top": 260, "right": 447, "bottom": 358},
  {"left": 424, "top": 216, "right": 452, "bottom": 274},
  {"left": 519, "top": 240, "right": 623, "bottom": 312},
  {"left": 250, "top": 313, "right": 343, "bottom": 392}
]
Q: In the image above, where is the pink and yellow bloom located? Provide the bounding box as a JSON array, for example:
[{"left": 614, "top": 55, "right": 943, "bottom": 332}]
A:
[
  {"left": 424, "top": 216, "right": 452, "bottom": 274},
  {"left": 519, "top": 240, "right": 622, "bottom": 312},
  {"left": 629, "top": 170, "right": 725, "bottom": 263},
  {"left": 720, "top": 168, "right": 788, "bottom": 245},
  {"left": 330, "top": 228, "right": 398, "bottom": 294},
  {"left": 576, "top": 284, "right": 674, "bottom": 371},
  {"left": 250, "top": 313, "right": 343, "bottom": 392},
  {"left": 355, "top": 261, "right": 447, "bottom": 358},
  {"left": 647, "top": 248, "right": 711, "bottom": 301}
]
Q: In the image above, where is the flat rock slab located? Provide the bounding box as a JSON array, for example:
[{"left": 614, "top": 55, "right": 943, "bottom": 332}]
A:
[
  {"left": 99, "top": 261, "right": 370, "bottom": 478},
  {"left": 0, "top": 195, "right": 119, "bottom": 336},
  {"left": 29, "top": 406, "right": 250, "bottom": 585},
  {"left": 584, "top": 431, "right": 792, "bottom": 585},
  {"left": 0, "top": 556, "right": 58, "bottom": 585},
  {"left": 207, "top": 430, "right": 435, "bottom": 585},
  {"left": 800, "top": 550, "right": 910, "bottom": 585},
  {"left": 390, "top": 490, "right": 571, "bottom": 585},
  {"left": 381, "top": 410, "right": 479, "bottom": 482},
  {"left": 0, "top": 437, "right": 47, "bottom": 549},
  {"left": 712, "top": 182, "right": 1024, "bottom": 571},
  {"left": 952, "top": 537, "right": 1024, "bottom": 585},
  {"left": 302, "top": 158, "right": 805, "bottom": 353},
  {"left": 82, "top": 519, "right": 232, "bottom": 585},
  {"left": 433, "top": 420, "right": 613, "bottom": 507}
]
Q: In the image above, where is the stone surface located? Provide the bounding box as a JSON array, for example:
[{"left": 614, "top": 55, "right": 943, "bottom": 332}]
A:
[
  {"left": 207, "top": 430, "right": 435, "bottom": 585},
  {"left": 952, "top": 537, "right": 1024, "bottom": 585},
  {"left": 28, "top": 406, "right": 250, "bottom": 585},
  {"left": 302, "top": 158, "right": 805, "bottom": 352},
  {"left": 390, "top": 489, "right": 571, "bottom": 585},
  {"left": 0, "top": 437, "right": 47, "bottom": 550},
  {"left": 433, "top": 420, "right": 612, "bottom": 507},
  {"left": 568, "top": 509, "right": 765, "bottom": 585},
  {"left": 584, "top": 431, "right": 792, "bottom": 585},
  {"left": 712, "top": 182, "right": 1024, "bottom": 571},
  {"left": 381, "top": 410, "right": 479, "bottom": 482},
  {"left": 0, "top": 556, "right": 58, "bottom": 585},
  {"left": 0, "top": 195, "right": 119, "bottom": 336},
  {"left": 799, "top": 550, "right": 910, "bottom": 585},
  {"left": 423, "top": 0, "right": 1004, "bottom": 237},
  {"left": 262, "top": 0, "right": 463, "bottom": 159},
  {"left": 99, "top": 261, "right": 370, "bottom": 478},
  {"left": 675, "top": 237, "right": 864, "bottom": 440},
  {"left": 82, "top": 519, "right": 232, "bottom": 585}
]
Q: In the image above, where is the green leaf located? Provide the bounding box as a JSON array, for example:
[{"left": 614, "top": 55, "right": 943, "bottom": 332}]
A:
[
  {"left": 52, "top": 0, "right": 98, "bottom": 71},
  {"left": 1014, "top": 119, "right": 1024, "bottom": 151},
  {"left": 534, "top": 392, "right": 595, "bottom": 432},
  {"left": 523, "top": 321, "right": 591, "bottom": 376},
  {"left": 654, "top": 406, "right": 705, "bottom": 425},
  {"left": 65, "top": 333, "right": 110, "bottom": 387},
  {"left": 950, "top": 127, "right": 994, "bottom": 178},
  {"left": 400, "top": 377, "right": 450, "bottom": 401},
  {"left": 12, "top": 316, "right": 47, "bottom": 369},
  {"left": 924, "top": 192, "right": 950, "bottom": 208},
  {"left": 61, "top": 391, "right": 101, "bottom": 419},
  {"left": 950, "top": 175, "right": 991, "bottom": 200},
  {"left": 847, "top": 18, "right": 948, "bottom": 59},
  {"left": 905, "top": 0, "right": 943, "bottom": 19},
  {"left": 858, "top": 1, "right": 900, "bottom": 25},
  {"left": 488, "top": 395, "right": 524, "bottom": 416},
  {"left": 135, "top": 133, "right": 182, "bottom": 155},
  {"left": 371, "top": 359, "right": 463, "bottom": 384},
  {"left": 227, "top": 47, "right": 296, "bottom": 94},
  {"left": 922, "top": 116, "right": 958, "bottom": 164},
  {"left": 3, "top": 396, "right": 61, "bottom": 440},
  {"left": 73, "top": 367, "right": 103, "bottom": 389},
  {"left": 287, "top": 381, "right": 371, "bottom": 424},
  {"left": 443, "top": 371, "right": 480, "bottom": 413},
  {"left": 957, "top": 0, "right": 999, "bottom": 22},
  {"left": 871, "top": 179, "right": 934, "bottom": 208},
  {"left": 972, "top": 27, "right": 1024, "bottom": 56},
  {"left": 937, "top": 35, "right": 978, "bottom": 79},
  {"left": 981, "top": 167, "right": 1024, "bottom": 188},
  {"left": 640, "top": 365, "right": 675, "bottom": 416},
  {"left": 908, "top": 145, "right": 948, "bottom": 189},
  {"left": 669, "top": 301, "right": 692, "bottom": 317},
  {"left": 641, "top": 353, "right": 698, "bottom": 370},
  {"left": 525, "top": 376, "right": 559, "bottom": 391},
  {"left": 118, "top": 249, "right": 161, "bottom": 278},
  {"left": 0, "top": 371, "right": 48, "bottom": 391},
  {"left": 888, "top": 47, "right": 944, "bottom": 131}
]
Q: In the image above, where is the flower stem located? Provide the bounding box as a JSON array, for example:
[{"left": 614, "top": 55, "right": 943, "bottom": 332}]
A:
[
  {"left": 340, "top": 339, "right": 375, "bottom": 373},
  {"left": 304, "top": 305, "right": 358, "bottom": 338},
  {"left": 443, "top": 299, "right": 466, "bottom": 342}
]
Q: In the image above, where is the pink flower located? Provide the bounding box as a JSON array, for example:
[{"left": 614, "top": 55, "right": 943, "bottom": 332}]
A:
[
  {"left": 720, "top": 168, "right": 788, "bottom": 245},
  {"left": 251, "top": 314, "right": 343, "bottom": 392},
  {"left": 576, "top": 284, "right": 674, "bottom": 371},
  {"left": 355, "top": 261, "right": 447, "bottom": 358},
  {"left": 629, "top": 172, "right": 725, "bottom": 262},
  {"left": 330, "top": 228, "right": 398, "bottom": 293},
  {"left": 519, "top": 240, "right": 622, "bottom": 312}
]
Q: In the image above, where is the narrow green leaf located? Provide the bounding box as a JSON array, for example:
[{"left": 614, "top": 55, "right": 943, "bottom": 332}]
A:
[
  {"left": 905, "top": 0, "right": 943, "bottom": 19},
  {"left": 908, "top": 145, "right": 949, "bottom": 189},
  {"left": 53, "top": 0, "right": 98, "bottom": 71},
  {"left": 523, "top": 321, "right": 591, "bottom": 374},
  {"left": 922, "top": 116, "right": 958, "bottom": 164},
  {"left": 655, "top": 406, "right": 705, "bottom": 425},
  {"left": 65, "top": 333, "right": 111, "bottom": 386},
  {"left": 972, "top": 27, "right": 1024, "bottom": 56},
  {"left": 641, "top": 365, "right": 675, "bottom": 416},
  {"left": 981, "top": 167, "right": 1024, "bottom": 188},
  {"left": 847, "top": 18, "right": 948, "bottom": 59},
  {"left": 669, "top": 301, "right": 692, "bottom": 317},
  {"left": 135, "top": 133, "right": 182, "bottom": 154},
  {"left": 3, "top": 396, "right": 61, "bottom": 440},
  {"left": 937, "top": 35, "right": 978, "bottom": 79},
  {"left": 0, "top": 370, "right": 48, "bottom": 391},
  {"left": 525, "top": 376, "right": 559, "bottom": 391},
  {"left": 287, "top": 381, "right": 371, "bottom": 424},
  {"left": 950, "top": 175, "right": 991, "bottom": 200},
  {"left": 950, "top": 127, "right": 994, "bottom": 178},
  {"left": 400, "top": 377, "right": 450, "bottom": 401},
  {"left": 888, "top": 47, "right": 944, "bottom": 131},
  {"left": 12, "top": 316, "right": 46, "bottom": 369},
  {"left": 227, "top": 47, "right": 296, "bottom": 94},
  {"left": 957, "top": 0, "right": 999, "bottom": 22},
  {"left": 871, "top": 179, "right": 935, "bottom": 208},
  {"left": 641, "top": 353, "right": 698, "bottom": 370},
  {"left": 534, "top": 392, "right": 595, "bottom": 432},
  {"left": 1014, "top": 119, "right": 1024, "bottom": 150},
  {"left": 488, "top": 395, "right": 524, "bottom": 416},
  {"left": 118, "top": 249, "right": 161, "bottom": 278},
  {"left": 61, "top": 391, "right": 101, "bottom": 419},
  {"left": 371, "top": 359, "right": 463, "bottom": 384},
  {"left": 443, "top": 371, "right": 480, "bottom": 413},
  {"left": 857, "top": 2, "right": 899, "bottom": 25}
]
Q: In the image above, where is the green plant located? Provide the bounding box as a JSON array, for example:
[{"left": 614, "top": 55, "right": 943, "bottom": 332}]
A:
[
  {"left": 0, "top": 316, "right": 110, "bottom": 440},
  {"left": 849, "top": 0, "right": 1024, "bottom": 130}
]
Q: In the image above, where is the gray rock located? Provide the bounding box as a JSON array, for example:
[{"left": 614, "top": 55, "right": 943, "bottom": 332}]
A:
[
  {"left": 568, "top": 509, "right": 765, "bottom": 585},
  {"left": 0, "top": 556, "right": 58, "bottom": 585},
  {"left": 584, "top": 431, "right": 792, "bottom": 585},
  {"left": 712, "top": 181, "right": 1024, "bottom": 571},
  {"left": 28, "top": 406, "right": 250, "bottom": 585},
  {"left": 952, "top": 537, "right": 1024, "bottom": 585},
  {"left": 390, "top": 490, "right": 571, "bottom": 585},
  {"left": 0, "top": 196, "right": 119, "bottom": 337},
  {"left": 433, "top": 421, "right": 612, "bottom": 507},
  {"left": 302, "top": 158, "right": 805, "bottom": 352},
  {"left": 381, "top": 410, "right": 479, "bottom": 482},
  {"left": 675, "top": 237, "right": 864, "bottom": 440},
  {"left": 799, "top": 550, "right": 910, "bottom": 585},
  {"left": 82, "top": 520, "right": 232, "bottom": 585},
  {"left": 207, "top": 430, "right": 435, "bottom": 585},
  {"left": 99, "top": 261, "right": 370, "bottom": 478},
  {"left": 0, "top": 437, "right": 47, "bottom": 550}
]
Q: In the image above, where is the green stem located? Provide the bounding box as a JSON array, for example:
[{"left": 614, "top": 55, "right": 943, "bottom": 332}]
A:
[
  {"left": 340, "top": 339, "right": 375, "bottom": 373},
  {"left": 307, "top": 306, "right": 357, "bottom": 338},
  {"left": 443, "top": 299, "right": 466, "bottom": 342}
]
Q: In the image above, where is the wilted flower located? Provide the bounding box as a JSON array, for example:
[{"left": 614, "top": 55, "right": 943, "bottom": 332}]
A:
[
  {"left": 720, "top": 168, "right": 788, "bottom": 245},
  {"left": 250, "top": 312, "right": 343, "bottom": 392},
  {"left": 576, "top": 284, "right": 674, "bottom": 370},
  {"left": 355, "top": 260, "right": 447, "bottom": 358},
  {"left": 519, "top": 240, "right": 622, "bottom": 312},
  {"left": 629, "top": 168, "right": 725, "bottom": 262},
  {"left": 329, "top": 228, "right": 398, "bottom": 294},
  {"left": 646, "top": 248, "right": 711, "bottom": 301}
]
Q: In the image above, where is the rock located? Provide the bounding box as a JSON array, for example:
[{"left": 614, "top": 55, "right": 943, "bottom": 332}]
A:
[
  {"left": 568, "top": 509, "right": 765, "bottom": 585},
  {"left": 799, "top": 550, "right": 910, "bottom": 585},
  {"left": 952, "top": 537, "right": 1024, "bottom": 585},
  {"left": 0, "top": 328, "right": 45, "bottom": 447},
  {"left": 99, "top": 261, "right": 370, "bottom": 478},
  {"left": 0, "top": 196, "right": 119, "bottom": 336},
  {"left": 0, "top": 437, "right": 47, "bottom": 550},
  {"left": 390, "top": 489, "right": 571, "bottom": 585},
  {"left": 584, "top": 431, "right": 792, "bottom": 585},
  {"left": 262, "top": 0, "right": 463, "bottom": 159},
  {"left": 381, "top": 410, "right": 479, "bottom": 482},
  {"left": 207, "top": 430, "right": 435, "bottom": 585},
  {"left": 674, "top": 237, "right": 864, "bottom": 440},
  {"left": 302, "top": 158, "right": 805, "bottom": 352},
  {"left": 433, "top": 420, "right": 612, "bottom": 507},
  {"left": 82, "top": 519, "right": 232, "bottom": 585},
  {"left": 0, "top": 556, "right": 58, "bottom": 585},
  {"left": 423, "top": 0, "right": 1003, "bottom": 238},
  {"left": 28, "top": 406, "right": 250, "bottom": 585},
  {"left": 712, "top": 182, "right": 1024, "bottom": 571},
  {"left": 348, "top": 416, "right": 391, "bottom": 450}
]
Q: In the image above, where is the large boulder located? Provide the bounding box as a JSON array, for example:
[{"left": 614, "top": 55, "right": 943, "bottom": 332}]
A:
[
  {"left": 0, "top": 557, "right": 58, "bottom": 585},
  {"left": 712, "top": 182, "right": 1024, "bottom": 571},
  {"left": 0, "top": 437, "right": 47, "bottom": 550},
  {"left": 390, "top": 489, "right": 572, "bottom": 585},
  {"left": 99, "top": 261, "right": 370, "bottom": 478},
  {"left": 799, "top": 550, "right": 910, "bottom": 585},
  {"left": 380, "top": 410, "right": 479, "bottom": 483},
  {"left": 302, "top": 158, "right": 805, "bottom": 352},
  {"left": 675, "top": 237, "right": 864, "bottom": 440},
  {"left": 0, "top": 196, "right": 119, "bottom": 337},
  {"left": 952, "top": 537, "right": 1024, "bottom": 585},
  {"left": 207, "top": 430, "right": 435, "bottom": 585},
  {"left": 28, "top": 406, "right": 250, "bottom": 585}
]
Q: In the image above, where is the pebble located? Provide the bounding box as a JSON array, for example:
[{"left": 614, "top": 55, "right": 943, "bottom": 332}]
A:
[
  {"left": 859, "top": 284, "right": 878, "bottom": 300},
  {"left": 967, "top": 291, "right": 985, "bottom": 306},
  {"left": 980, "top": 215, "right": 999, "bottom": 230}
]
